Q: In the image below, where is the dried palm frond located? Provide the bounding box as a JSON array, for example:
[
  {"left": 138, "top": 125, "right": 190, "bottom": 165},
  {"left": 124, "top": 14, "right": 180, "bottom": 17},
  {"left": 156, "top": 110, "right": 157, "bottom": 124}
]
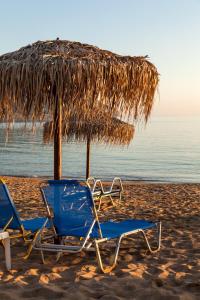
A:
[
  {"left": 0, "top": 40, "right": 159, "bottom": 124},
  {"left": 43, "top": 113, "right": 134, "bottom": 146}
]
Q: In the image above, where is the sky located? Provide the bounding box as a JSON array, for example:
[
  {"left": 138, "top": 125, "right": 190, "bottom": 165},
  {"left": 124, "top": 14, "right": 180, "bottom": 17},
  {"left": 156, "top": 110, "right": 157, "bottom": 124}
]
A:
[{"left": 0, "top": 0, "right": 200, "bottom": 117}]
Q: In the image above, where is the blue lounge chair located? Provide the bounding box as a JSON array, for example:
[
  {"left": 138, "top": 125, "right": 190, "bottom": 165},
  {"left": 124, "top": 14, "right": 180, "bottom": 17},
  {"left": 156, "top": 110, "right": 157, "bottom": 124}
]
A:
[
  {"left": 0, "top": 179, "right": 50, "bottom": 260},
  {"left": 35, "top": 183, "right": 161, "bottom": 273},
  {"left": 48, "top": 178, "right": 118, "bottom": 211}
]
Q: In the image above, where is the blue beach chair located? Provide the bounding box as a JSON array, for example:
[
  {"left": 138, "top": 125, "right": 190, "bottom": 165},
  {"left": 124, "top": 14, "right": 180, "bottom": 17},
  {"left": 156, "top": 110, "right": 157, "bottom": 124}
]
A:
[
  {"left": 0, "top": 179, "right": 50, "bottom": 260},
  {"left": 36, "top": 182, "right": 161, "bottom": 273}
]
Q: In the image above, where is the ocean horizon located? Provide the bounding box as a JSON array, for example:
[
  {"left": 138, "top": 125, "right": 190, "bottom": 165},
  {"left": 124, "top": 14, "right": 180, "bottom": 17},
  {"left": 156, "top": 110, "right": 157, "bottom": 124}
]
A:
[{"left": 0, "top": 116, "right": 200, "bottom": 183}]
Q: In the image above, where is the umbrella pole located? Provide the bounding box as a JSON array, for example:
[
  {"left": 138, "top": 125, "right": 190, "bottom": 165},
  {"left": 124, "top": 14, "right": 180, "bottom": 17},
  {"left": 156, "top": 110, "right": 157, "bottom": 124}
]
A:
[
  {"left": 86, "top": 136, "right": 91, "bottom": 180},
  {"left": 54, "top": 97, "right": 62, "bottom": 180}
]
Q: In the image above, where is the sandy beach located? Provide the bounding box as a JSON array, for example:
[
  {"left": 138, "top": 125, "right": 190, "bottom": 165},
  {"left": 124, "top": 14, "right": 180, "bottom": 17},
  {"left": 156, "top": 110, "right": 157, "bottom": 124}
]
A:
[{"left": 0, "top": 176, "right": 199, "bottom": 300}]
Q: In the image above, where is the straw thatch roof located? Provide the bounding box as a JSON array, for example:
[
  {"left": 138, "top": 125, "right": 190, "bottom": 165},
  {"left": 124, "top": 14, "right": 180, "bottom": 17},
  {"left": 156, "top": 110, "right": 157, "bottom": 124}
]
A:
[
  {"left": 0, "top": 39, "right": 159, "bottom": 123},
  {"left": 43, "top": 112, "right": 134, "bottom": 145}
]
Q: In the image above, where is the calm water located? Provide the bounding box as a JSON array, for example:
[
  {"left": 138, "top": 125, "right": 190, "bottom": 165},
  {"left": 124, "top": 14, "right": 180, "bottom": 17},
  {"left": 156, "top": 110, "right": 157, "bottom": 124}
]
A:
[{"left": 0, "top": 117, "right": 200, "bottom": 183}]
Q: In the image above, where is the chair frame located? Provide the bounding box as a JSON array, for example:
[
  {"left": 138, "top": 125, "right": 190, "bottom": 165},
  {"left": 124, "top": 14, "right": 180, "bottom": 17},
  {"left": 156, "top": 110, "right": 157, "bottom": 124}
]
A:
[
  {"left": 32, "top": 185, "right": 161, "bottom": 273},
  {"left": 87, "top": 177, "right": 123, "bottom": 210},
  {"left": 0, "top": 179, "right": 49, "bottom": 261}
]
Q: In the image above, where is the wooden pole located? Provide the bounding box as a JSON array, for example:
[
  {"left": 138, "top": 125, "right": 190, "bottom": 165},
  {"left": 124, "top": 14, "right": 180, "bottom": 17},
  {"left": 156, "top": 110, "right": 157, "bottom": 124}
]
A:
[
  {"left": 54, "top": 97, "right": 62, "bottom": 180},
  {"left": 86, "top": 136, "right": 91, "bottom": 180}
]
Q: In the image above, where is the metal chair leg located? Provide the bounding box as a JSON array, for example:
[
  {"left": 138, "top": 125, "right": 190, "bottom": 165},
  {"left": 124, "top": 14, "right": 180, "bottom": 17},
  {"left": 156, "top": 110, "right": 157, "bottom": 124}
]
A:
[
  {"left": 40, "top": 249, "right": 45, "bottom": 264},
  {"left": 94, "top": 237, "right": 122, "bottom": 273},
  {"left": 119, "top": 191, "right": 122, "bottom": 201},
  {"left": 56, "top": 237, "right": 65, "bottom": 262},
  {"left": 24, "top": 229, "right": 41, "bottom": 260},
  {"left": 109, "top": 195, "right": 115, "bottom": 206},
  {"left": 95, "top": 223, "right": 161, "bottom": 273},
  {"left": 24, "top": 218, "right": 49, "bottom": 261},
  {"left": 140, "top": 222, "right": 161, "bottom": 253},
  {"left": 97, "top": 196, "right": 102, "bottom": 211}
]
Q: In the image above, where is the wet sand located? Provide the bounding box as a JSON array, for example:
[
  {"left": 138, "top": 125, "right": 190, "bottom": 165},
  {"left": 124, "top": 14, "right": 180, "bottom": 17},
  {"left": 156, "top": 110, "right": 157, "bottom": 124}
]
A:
[{"left": 0, "top": 176, "right": 199, "bottom": 299}]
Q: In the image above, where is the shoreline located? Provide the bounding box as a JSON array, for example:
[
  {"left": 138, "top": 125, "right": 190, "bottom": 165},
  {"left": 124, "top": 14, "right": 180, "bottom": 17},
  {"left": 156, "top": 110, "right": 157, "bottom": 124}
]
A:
[{"left": 1, "top": 174, "right": 200, "bottom": 185}]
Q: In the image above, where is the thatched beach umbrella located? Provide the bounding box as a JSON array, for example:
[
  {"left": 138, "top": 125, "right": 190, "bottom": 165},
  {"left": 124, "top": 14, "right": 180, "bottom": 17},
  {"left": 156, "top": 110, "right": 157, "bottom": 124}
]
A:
[
  {"left": 43, "top": 112, "right": 134, "bottom": 179},
  {"left": 0, "top": 40, "right": 158, "bottom": 179}
]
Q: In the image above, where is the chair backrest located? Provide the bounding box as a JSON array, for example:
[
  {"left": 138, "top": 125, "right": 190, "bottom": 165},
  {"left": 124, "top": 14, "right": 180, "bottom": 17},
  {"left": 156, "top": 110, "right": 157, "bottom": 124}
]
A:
[
  {"left": 0, "top": 179, "right": 22, "bottom": 229},
  {"left": 48, "top": 179, "right": 80, "bottom": 187},
  {"left": 41, "top": 182, "right": 101, "bottom": 237}
]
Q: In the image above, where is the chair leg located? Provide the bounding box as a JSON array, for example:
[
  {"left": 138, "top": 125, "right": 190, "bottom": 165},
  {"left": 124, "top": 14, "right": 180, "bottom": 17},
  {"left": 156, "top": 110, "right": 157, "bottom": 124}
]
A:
[
  {"left": 94, "top": 237, "right": 122, "bottom": 273},
  {"left": 97, "top": 196, "right": 102, "bottom": 211},
  {"left": 24, "top": 218, "right": 50, "bottom": 262},
  {"left": 109, "top": 195, "right": 115, "bottom": 206},
  {"left": 1, "top": 238, "right": 11, "bottom": 270},
  {"left": 140, "top": 222, "right": 162, "bottom": 253},
  {"left": 95, "top": 223, "right": 161, "bottom": 273},
  {"left": 24, "top": 231, "right": 46, "bottom": 264},
  {"left": 40, "top": 249, "right": 45, "bottom": 264},
  {"left": 4, "top": 237, "right": 11, "bottom": 270},
  {"left": 24, "top": 229, "right": 42, "bottom": 260},
  {"left": 56, "top": 237, "right": 65, "bottom": 262}
]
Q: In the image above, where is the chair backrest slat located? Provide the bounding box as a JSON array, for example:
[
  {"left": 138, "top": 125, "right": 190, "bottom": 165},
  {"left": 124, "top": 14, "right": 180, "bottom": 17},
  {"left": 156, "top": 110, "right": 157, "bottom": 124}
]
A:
[
  {"left": 0, "top": 179, "right": 22, "bottom": 229},
  {"left": 42, "top": 182, "right": 100, "bottom": 237}
]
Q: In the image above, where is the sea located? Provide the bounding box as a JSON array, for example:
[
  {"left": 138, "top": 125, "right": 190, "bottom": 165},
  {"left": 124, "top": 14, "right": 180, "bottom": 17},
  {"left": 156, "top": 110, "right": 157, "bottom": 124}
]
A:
[{"left": 0, "top": 117, "right": 200, "bottom": 183}]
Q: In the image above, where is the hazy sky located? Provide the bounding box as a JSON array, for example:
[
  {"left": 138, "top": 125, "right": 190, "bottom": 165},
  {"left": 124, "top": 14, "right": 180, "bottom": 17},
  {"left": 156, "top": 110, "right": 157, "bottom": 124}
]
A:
[{"left": 0, "top": 0, "right": 199, "bottom": 117}]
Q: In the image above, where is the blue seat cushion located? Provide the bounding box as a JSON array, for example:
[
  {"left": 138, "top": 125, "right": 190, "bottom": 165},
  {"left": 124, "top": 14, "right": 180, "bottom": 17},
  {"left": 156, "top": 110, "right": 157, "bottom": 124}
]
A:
[
  {"left": 21, "top": 217, "right": 50, "bottom": 232},
  {"left": 56, "top": 219, "right": 156, "bottom": 239}
]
